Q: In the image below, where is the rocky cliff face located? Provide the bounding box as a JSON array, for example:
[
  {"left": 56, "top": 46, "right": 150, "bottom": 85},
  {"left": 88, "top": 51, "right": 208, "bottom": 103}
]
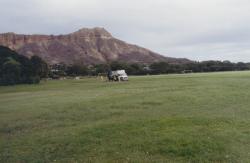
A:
[{"left": 0, "top": 27, "right": 189, "bottom": 65}]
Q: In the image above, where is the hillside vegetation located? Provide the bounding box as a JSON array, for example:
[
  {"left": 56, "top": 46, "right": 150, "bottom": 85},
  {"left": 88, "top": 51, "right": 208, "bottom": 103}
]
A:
[{"left": 1, "top": 72, "right": 250, "bottom": 162}]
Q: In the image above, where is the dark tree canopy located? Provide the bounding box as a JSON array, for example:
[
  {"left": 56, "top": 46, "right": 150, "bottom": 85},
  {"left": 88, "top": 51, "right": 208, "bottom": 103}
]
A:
[
  {"left": 66, "top": 65, "right": 88, "bottom": 76},
  {"left": 30, "top": 55, "right": 49, "bottom": 78},
  {"left": 0, "top": 46, "right": 48, "bottom": 85}
]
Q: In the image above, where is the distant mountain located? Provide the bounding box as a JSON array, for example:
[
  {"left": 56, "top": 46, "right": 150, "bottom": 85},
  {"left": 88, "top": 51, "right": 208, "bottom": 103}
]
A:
[{"left": 0, "top": 27, "right": 191, "bottom": 65}]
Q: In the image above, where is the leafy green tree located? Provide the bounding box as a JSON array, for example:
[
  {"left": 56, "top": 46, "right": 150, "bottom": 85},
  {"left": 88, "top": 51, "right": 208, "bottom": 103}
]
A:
[
  {"left": 94, "top": 64, "right": 110, "bottom": 74},
  {"left": 126, "top": 63, "right": 146, "bottom": 75},
  {"left": 30, "top": 56, "right": 49, "bottom": 78},
  {"left": 0, "top": 46, "right": 48, "bottom": 85},
  {"left": 110, "top": 61, "right": 129, "bottom": 71},
  {"left": 236, "top": 62, "right": 249, "bottom": 71},
  {"left": 66, "top": 65, "right": 88, "bottom": 76},
  {"left": 1, "top": 57, "right": 21, "bottom": 85},
  {"left": 150, "top": 62, "right": 171, "bottom": 74}
]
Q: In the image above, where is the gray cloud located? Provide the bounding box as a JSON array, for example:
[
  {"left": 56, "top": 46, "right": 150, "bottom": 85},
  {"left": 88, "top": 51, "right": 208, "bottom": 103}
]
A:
[{"left": 1, "top": 0, "right": 250, "bottom": 62}]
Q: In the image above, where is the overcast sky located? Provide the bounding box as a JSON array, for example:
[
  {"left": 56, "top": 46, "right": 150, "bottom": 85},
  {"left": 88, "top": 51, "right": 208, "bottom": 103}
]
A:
[{"left": 1, "top": 0, "right": 250, "bottom": 62}]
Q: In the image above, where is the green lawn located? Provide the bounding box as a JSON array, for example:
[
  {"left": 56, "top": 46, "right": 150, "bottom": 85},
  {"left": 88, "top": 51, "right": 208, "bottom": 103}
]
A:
[{"left": 1, "top": 71, "right": 250, "bottom": 162}]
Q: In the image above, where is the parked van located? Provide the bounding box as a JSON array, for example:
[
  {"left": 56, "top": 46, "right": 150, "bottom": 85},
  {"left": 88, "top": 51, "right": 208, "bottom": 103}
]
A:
[{"left": 109, "top": 70, "right": 128, "bottom": 81}]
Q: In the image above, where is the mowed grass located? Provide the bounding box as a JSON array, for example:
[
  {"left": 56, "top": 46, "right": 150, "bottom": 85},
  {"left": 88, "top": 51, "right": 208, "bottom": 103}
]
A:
[{"left": 1, "top": 71, "right": 250, "bottom": 162}]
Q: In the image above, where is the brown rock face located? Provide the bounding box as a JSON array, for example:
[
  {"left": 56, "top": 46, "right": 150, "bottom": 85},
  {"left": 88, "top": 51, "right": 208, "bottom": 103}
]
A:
[{"left": 0, "top": 27, "right": 190, "bottom": 65}]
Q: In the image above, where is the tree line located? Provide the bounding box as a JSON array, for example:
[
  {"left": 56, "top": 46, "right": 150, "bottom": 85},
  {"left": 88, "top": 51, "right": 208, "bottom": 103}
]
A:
[
  {"left": 49, "top": 60, "right": 250, "bottom": 78},
  {"left": 1, "top": 45, "right": 250, "bottom": 85}
]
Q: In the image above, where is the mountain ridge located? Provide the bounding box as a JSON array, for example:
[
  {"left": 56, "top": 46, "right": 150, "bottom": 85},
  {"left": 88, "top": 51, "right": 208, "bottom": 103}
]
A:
[{"left": 0, "top": 27, "right": 191, "bottom": 65}]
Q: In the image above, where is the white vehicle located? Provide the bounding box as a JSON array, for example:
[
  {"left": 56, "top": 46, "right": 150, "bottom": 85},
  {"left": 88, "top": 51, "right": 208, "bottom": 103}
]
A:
[{"left": 110, "top": 70, "right": 128, "bottom": 81}]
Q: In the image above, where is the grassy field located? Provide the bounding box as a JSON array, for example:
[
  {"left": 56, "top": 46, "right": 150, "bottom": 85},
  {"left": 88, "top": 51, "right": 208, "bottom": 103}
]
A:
[{"left": 1, "top": 71, "right": 250, "bottom": 162}]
